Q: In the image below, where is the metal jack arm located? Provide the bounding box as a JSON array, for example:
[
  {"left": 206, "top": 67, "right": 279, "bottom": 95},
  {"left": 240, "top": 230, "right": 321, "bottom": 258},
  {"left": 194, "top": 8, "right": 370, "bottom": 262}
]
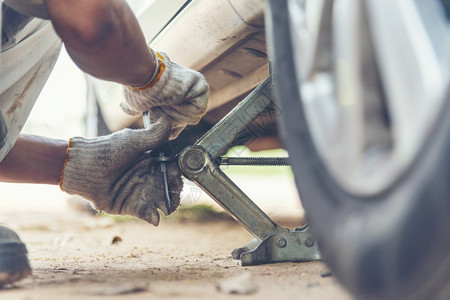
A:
[{"left": 178, "top": 77, "right": 320, "bottom": 265}]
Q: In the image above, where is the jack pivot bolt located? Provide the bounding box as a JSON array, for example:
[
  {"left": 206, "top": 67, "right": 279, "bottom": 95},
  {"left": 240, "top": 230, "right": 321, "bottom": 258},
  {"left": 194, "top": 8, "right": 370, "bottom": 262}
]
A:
[
  {"left": 276, "top": 237, "right": 287, "bottom": 248},
  {"left": 185, "top": 150, "right": 206, "bottom": 171}
]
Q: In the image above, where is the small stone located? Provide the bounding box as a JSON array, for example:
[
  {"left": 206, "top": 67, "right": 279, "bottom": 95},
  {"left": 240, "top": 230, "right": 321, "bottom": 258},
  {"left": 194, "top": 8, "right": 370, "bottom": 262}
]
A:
[
  {"left": 320, "top": 271, "right": 333, "bottom": 278},
  {"left": 111, "top": 236, "right": 123, "bottom": 245}
]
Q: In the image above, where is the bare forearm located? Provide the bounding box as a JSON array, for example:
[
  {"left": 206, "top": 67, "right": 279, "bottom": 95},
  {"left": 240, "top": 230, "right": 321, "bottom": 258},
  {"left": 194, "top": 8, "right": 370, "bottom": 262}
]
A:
[
  {"left": 0, "top": 135, "right": 67, "bottom": 185},
  {"left": 43, "top": 0, "right": 156, "bottom": 87}
]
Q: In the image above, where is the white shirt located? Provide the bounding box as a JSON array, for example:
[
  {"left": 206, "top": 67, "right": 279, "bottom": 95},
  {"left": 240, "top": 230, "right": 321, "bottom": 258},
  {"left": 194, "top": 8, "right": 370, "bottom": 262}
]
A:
[{"left": 0, "top": 15, "right": 62, "bottom": 161}]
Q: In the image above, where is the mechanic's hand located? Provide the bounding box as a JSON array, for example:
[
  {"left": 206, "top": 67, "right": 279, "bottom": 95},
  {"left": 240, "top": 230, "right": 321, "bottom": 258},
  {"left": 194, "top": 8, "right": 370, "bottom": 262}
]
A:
[
  {"left": 59, "top": 118, "right": 182, "bottom": 226},
  {"left": 121, "top": 50, "right": 209, "bottom": 139}
]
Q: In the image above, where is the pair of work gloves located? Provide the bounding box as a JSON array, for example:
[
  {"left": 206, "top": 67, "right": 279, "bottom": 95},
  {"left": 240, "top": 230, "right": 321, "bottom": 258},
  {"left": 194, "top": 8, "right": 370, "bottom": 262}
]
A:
[{"left": 59, "top": 51, "right": 209, "bottom": 225}]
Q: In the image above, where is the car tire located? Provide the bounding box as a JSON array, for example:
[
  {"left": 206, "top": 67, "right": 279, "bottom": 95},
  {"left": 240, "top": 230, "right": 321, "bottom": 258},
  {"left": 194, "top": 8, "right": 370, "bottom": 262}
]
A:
[{"left": 266, "top": 1, "right": 450, "bottom": 299}]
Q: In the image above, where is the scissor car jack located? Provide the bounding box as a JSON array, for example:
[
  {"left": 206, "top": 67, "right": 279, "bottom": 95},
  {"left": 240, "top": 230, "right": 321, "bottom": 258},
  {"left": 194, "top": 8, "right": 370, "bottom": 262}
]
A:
[{"left": 156, "top": 78, "right": 321, "bottom": 266}]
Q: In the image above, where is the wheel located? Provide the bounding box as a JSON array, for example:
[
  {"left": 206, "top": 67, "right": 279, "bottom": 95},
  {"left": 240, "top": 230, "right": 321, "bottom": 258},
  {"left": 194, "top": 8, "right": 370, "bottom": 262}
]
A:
[{"left": 266, "top": 1, "right": 450, "bottom": 299}]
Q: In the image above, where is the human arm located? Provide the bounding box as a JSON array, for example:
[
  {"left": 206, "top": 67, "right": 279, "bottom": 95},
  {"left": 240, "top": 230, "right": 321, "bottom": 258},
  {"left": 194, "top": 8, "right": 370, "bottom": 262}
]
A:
[
  {"left": 0, "top": 120, "right": 182, "bottom": 225},
  {"left": 43, "top": 0, "right": 209, "bottom": 138},
  {"left": 0, "top": 134, "right": 67, "bottom": 185},
  {"left": 42, "top": 0, "right": 156, "bottom": 87}
]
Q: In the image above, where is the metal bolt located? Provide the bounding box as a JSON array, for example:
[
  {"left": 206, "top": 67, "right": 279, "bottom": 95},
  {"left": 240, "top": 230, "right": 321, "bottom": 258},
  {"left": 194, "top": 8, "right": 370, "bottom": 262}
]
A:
[
  {"left": 304, "top": 238, "right": 314, "bottom": 247},
  {"left": 276, "top": 237, "right": 287, "bottom": 248},
  {"left": 185, "top": 151, "right": 205, "bottom": 171}
]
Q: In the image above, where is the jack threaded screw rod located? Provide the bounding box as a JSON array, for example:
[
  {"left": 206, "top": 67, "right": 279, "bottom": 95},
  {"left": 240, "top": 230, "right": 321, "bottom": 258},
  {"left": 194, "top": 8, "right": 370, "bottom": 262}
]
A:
[{"left": 219, "top": 157, "right": 290, "bottom": 166}]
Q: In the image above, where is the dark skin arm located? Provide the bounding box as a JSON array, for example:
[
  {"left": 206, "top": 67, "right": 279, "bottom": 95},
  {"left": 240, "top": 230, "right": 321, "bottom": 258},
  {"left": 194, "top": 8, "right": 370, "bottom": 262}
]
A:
[
  {"left": 43, "top": 0, "right": 157, "bottom": 87},
  {"left": 0, "top": 0, "right": 156, "bottom": 184},
  {"left": 0, "top": 135, "right": 67, "bottom": 185}
]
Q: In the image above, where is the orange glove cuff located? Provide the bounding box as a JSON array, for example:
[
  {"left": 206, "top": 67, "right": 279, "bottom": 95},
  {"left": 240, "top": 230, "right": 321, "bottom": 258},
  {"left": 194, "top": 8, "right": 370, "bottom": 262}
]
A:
[{"left": 131, "top": 52, "right": 166, "bottom": 91}]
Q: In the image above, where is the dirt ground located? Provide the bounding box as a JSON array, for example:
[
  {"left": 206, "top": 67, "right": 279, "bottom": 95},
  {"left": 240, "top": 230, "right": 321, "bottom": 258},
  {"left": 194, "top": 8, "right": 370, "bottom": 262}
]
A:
[{"left": 0, "top": 206, "right": 353, "bottom": 300}]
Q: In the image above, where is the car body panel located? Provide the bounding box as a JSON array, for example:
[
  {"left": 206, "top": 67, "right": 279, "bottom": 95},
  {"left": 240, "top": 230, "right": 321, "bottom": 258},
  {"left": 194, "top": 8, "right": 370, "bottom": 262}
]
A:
[{"left": 130, "top": 0, "right": 189, "bottom": 44}]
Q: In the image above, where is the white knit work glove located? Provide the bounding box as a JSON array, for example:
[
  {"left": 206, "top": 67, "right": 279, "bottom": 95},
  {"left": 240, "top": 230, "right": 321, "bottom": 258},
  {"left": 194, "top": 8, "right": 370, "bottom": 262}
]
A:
[
  {"left": 59, "top": 118, "right": 182, "bottom": 226},
  {"left": 121, "top": 51, "right": 209, "bottom": 139}
]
